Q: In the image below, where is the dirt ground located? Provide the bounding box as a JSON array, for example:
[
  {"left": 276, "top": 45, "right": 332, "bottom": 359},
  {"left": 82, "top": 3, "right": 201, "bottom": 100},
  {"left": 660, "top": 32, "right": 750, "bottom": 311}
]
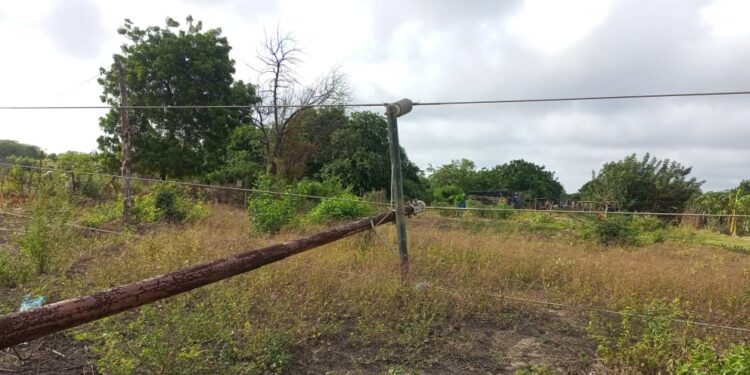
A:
[{"left": 0, "top": 213, "right": 598, "bottom": 374}]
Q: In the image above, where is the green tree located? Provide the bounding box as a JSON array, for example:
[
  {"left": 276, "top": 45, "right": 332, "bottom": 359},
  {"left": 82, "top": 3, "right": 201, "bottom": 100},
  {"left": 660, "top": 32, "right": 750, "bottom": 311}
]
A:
[
  {"left": 204, "top": 125, "right": 265, "bottom": 187},
  {"left": 97, "top": 16, "right": 258, "bottom": 179},
  {"left": 580, "top": 153, "right": 703, "bottom": 212},
  {"left": 427, "top": 159, "right": 564, "bottom": 201},
  {"left": 0, "top": 140, "right": 43, "bottom": 160},
  {"left": 482, "top": 159, "right": 564, "bottom": 199},
  {"left": 54, "top": 152, "right": 102, "bottom": 196},
  {"left": 320, "top": 111, "right": 425, "bottom": 198},
  {"left": 426, "top": 159, "right": 480, "bottom": 192}
]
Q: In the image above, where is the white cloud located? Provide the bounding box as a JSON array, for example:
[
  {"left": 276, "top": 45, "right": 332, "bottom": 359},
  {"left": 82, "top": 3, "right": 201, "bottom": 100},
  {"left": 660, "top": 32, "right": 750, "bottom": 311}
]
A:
[
  {"left": 701, "top": 0, "right": 750, "bottom": 38},
  {"left": 506, "top": 0, "right": 614, "bottom": 54},
  {"left": 0, "top": 0, "right": 748, "bottom": 193}
]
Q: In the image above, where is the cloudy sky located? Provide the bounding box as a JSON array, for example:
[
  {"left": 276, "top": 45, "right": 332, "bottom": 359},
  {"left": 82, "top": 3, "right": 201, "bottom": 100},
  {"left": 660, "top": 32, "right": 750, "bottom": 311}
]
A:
[{"left": 1, "top": 0, "right": 749, "bottom": 192}]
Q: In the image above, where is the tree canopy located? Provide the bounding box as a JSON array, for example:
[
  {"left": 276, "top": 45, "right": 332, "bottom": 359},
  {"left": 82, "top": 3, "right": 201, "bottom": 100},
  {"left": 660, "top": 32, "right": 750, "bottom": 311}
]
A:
[
  {"left": 97, "top": 16, "right": 257, "bottom": 179},
  {"left": 0, "top": 140, "right": 43, "bottom": 160},
  {"left": 426, "top": 158, "right": 564, "bottom": 201},
  {"left": 579, "top": 153, "right": 703, "bottom": 212}
]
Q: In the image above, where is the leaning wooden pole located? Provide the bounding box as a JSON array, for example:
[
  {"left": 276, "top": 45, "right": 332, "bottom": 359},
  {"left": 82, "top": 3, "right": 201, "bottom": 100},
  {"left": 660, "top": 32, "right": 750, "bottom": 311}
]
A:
[{"left": 0, "top": 208, "right": 412, "bottom": 349}]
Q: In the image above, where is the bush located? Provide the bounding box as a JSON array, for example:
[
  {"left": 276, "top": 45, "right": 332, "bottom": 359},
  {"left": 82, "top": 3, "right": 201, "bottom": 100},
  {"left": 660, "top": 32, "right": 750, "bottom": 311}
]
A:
[
  {"left": 247, "top": 196, "right": 295, "bottom": 233},
  {"left": 676, "top": 340, "right": 750, "bottom": 374},
  {"left": 306, "top": 195, "right": 374, "bottom": 224},
  {"left": 466, "top": 200, "right": 513, "bottom": 220},
  {"left": 81, "top": 184, "right": 209, "bottom": 226},
  {"left": 79, "top": 299, "right": 240, "bottom": 375},
  {"left": 587, "top": 299, "right": 683, "bottom": 373},
  {"left": 0, "top": 251, "right": 31, "bottom": 287},
  {"left": 15, "top": 188, "right": 74, "bottom": 274},
  {"left": 590, "top": 215, "right": 666, "bottom": 246}
]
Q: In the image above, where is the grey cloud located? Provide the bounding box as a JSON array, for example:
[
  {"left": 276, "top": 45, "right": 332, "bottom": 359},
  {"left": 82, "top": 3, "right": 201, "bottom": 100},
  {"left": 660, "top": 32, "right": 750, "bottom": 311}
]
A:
[
  {"left": 359, "top": 0, "right": 750, "bottom": 193},
  {"left": 43, "top": 0, "right": 107, "bottom": 59}
]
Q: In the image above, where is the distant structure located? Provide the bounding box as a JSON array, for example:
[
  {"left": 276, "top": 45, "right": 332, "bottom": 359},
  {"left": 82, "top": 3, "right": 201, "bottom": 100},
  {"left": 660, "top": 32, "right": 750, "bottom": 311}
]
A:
[{"left": 466, "top": 191, "right": 524, "bottom": 209}]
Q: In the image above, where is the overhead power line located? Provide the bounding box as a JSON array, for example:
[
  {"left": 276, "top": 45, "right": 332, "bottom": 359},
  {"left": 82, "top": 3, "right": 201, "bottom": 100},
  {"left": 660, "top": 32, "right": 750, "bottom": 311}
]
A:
[
  {"left": 2, "top": 162, "right": 745, "bottom": 218},
  {"left": 0, "top": 162, "right": 391, "bottom": 207},
  {"left": 413, "top": 90, "right": 750, "bottom": 106},
  {"left": 1, "top": 90, "right": 750, "bottom": 110},
  {"left": 426, "top": 205, "right": 750, "bottom": 218},
  {"left": 307, "top": 264, "right": 750, "bottom": 335},
  {"left": 0, "top": 211, "right": 141, "bottom": 238}
]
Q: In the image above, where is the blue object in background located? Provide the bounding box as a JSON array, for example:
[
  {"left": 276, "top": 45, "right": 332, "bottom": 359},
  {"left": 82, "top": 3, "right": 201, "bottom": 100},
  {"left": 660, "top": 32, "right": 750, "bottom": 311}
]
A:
[{"left": 19, "top": 295, "right": 45, "bottom": 312}]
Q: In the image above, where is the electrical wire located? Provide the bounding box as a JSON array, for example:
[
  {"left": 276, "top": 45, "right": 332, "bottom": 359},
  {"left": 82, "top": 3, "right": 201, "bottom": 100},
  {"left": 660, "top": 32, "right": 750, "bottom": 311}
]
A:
[
  {"left": 426, "top": 205, "right": 750, "bottom": 218},
  {"left": 2, "top": 90, "right": 750, "bottom": 110},
  {"left": 0, "top": 211, "right": 141, "bottom": 238},
  {"left": 0, "top": 162, "right": 391, "bottom": 207},
  {"left": 413, "top": 90, "right": 750, "bottom": 106},
  {"left": 304, "top": 264, "right": 750, "bottom": 335}
]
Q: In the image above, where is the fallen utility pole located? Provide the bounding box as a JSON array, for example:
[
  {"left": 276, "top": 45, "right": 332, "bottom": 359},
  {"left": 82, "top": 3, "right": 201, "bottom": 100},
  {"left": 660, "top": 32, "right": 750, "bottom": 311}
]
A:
[{"left": 0, "top": 207, "right": 413, "bottom": 350}]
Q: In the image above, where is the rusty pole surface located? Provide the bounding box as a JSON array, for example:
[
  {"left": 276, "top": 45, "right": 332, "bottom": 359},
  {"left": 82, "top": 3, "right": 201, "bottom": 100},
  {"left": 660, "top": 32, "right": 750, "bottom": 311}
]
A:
[{"left": 0, "top": 208, "right": 412, "bottom": 350}]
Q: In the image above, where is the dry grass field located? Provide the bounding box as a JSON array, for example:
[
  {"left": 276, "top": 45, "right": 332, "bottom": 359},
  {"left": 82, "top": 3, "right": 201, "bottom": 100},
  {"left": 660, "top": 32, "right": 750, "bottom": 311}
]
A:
[{"left": 2, "top": 205, "right": 750, "bottom": 374}]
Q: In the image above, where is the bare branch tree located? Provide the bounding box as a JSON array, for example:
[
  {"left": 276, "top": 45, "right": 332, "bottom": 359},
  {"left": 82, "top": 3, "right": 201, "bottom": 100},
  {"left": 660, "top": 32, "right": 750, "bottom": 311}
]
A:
[{"left": 250, "top": 29, "right": 350, "bottom": 174}]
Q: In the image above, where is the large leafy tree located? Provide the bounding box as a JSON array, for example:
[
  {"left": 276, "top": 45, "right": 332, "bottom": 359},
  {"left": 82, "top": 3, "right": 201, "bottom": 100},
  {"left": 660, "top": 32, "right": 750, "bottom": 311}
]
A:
[
  {"left": 0, "top": 140, "right": 43, "bottom": 160},
  {"left": 427, "top": 159, "right": 564, "bottom": 200},
  {"left": 320, "top": 111, "right": 425, "bottom": 198},
  {"left": 580, "top": 153, "right": 703, "bottom": 212},
  {"left": 97, "top": 17, "right": 257, "bottom": 179},
  {"left": 483, "top": 160, "right": 564, "bottom": 199}
]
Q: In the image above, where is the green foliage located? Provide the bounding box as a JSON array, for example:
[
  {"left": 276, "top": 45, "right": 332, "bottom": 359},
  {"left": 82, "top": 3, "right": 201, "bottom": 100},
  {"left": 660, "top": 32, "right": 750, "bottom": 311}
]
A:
[
  {"left": 98, "top": 17, "right": 257, "bottom": 178},
  {"left": 55, "top": 151, "right": 104, "bottom": 198},
  {"left": 247, "top": 196, "right": 295, "bottom": 233},
  {"left": 79, "top": 299, "right": 241, "bottom": 375},
  {"left": 675, "top": 340, "right": 750, "bottom": 374},
  {"left": 580, "top": 153, "right": 703, "bottom": 213},
  {"left": 431, "top": 184, "right": 464, "bottom": 205},
  {"left": 236, "top": 327, "right": 292, "bottom": 374},
  {"left": 15, "top": 179, "right": 74, "bottom": 274},
  {"left": 0, "top": 251, "right": 31, "bottom": 287},
  {"left": 589, "top": 299, "right": 750, "bottom": 374},
  {"left": 587, "top": 299, "right": 683, "bottom": 373},
  {"left": 0, "top": 139, "right": 43, "bottom": 160},
  {"left": 691, "top": 181, "right": 750, "bottom": 235},
  {"left": 427, "top": 158, "right": 564, "bottom": 202},
  {"left": 466, "top": 200, "right": 513, "bottom": 220},
  {"left": 320, "top": 111, "right": 426, "bottom": 198},
  {"left": 205, "top": 125, "right": 265, "bottom": 187},
  {"left": 590, "top": 215, "right": 665, "bottom": 246},
  {"left": 514, "top": 365, "right": 553, "bottom": 375},
  {"left": 306, "top": 195, "right": 374, "bottom": 224}
]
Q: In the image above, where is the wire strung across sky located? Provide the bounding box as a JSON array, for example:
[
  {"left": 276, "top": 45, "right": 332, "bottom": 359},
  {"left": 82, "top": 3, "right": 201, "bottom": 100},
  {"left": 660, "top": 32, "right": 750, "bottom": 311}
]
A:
[{"left": 1, "top": 89, "right": 750, "bottom": 110}]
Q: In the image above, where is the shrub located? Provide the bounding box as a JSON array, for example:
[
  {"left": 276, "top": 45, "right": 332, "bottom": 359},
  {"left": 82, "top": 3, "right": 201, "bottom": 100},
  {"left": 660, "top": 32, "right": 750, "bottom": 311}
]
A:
[
  {"left": 466, "top": 200, "right": 513, "bottom": 220},
  {"left": 0, "top": 251, "right": 31, "bottom": 287},
  {"left": 79, "top": 299, "right": 240, "bottom": 375},
  {"left": 592, "top": 216, "right": 635, "bottom": 246},
  {"left": 306, "top": 195, "right": 374, "bottom": 224},
  {"left": 676, "top": 340, "right": 750, "bottom": 374},
  {"left": 587, "top": 299, "right": 684, "bottom": 373},
  {"left": 236, "top": 327, "right": 292, "bottom": 374},
  {"left": 247, "top": 196, "right": 295, "bottom": 233},
  {"left": 590, "top": 215, "right": 666, "bottom": 246},
  {"left": 15, "top": 190, "right": 74, "bottom": 274}
]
